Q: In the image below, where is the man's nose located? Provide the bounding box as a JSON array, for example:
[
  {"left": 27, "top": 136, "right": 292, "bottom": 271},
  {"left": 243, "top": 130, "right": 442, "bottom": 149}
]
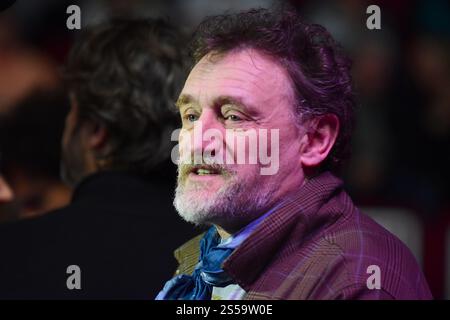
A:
[
  {"left": 192, "top": 110, "right": 225, "bottom": 153},
  {"left": 0, "top": 176, "right": 14, "bottom": 203}
]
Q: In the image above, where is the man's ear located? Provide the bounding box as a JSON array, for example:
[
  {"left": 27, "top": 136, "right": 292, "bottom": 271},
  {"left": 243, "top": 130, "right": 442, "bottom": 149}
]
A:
[
  {"left": 86, "top": 121, "right": 108, "bottom": 151},
  {"left": 299, "top": 114, "right": 340, "bottom": 169}
]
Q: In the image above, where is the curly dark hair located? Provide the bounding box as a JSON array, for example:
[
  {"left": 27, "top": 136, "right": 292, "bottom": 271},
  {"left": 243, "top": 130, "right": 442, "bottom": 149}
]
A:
[
  {"left": 64, "top": 18, "right": 187, "bottom": 175},
  {"left": 189, "top": 8, "right": 355, "bottom": 174}
]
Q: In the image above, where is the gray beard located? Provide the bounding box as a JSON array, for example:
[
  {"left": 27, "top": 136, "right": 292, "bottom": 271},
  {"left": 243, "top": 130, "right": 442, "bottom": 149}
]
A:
[{"left": 174, "top": 175, "right": 277, "bottom": 231}]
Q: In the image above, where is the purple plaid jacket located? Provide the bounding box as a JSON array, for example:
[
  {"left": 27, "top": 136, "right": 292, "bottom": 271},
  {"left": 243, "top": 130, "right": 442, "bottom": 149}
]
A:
[{"left": 173, "top": 172, "right": 432, "bottom": 300}]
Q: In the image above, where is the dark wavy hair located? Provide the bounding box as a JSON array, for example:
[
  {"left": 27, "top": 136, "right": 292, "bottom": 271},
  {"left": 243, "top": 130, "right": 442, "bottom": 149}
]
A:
[
  {"left": 190, "top": 8, "right": 355, "bottom": 174},
  {"left": 64, "top": 18, "right": 187, "bottom": 175}
]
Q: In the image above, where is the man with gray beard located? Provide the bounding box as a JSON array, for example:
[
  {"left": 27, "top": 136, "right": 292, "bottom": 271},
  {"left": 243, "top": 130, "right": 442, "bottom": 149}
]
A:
[{"left": 157, "top": 8, "right": 432, "bottom": 300}]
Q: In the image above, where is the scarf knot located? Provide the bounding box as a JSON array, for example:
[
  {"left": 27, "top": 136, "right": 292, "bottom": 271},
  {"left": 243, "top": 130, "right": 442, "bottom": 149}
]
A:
[{"left": 156, "top": 227, "right": 234, "bottom": 300}]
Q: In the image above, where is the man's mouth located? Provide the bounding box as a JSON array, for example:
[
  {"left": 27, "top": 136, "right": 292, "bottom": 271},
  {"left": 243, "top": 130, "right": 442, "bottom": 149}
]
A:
[{"left": 190, "top": 165, "right": 222, "bottom": 176}]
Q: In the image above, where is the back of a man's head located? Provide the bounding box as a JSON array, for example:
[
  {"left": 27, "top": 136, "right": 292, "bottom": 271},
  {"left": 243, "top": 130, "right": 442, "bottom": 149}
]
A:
[{"left": 64, "top": 18, "right": 187, "bottom": 178}]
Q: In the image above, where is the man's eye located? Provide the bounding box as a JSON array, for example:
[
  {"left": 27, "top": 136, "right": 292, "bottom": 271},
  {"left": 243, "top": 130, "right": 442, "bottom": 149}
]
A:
[
  {"left": 225, "top": 114, "right": 241, "bottom": 121},
  {"left": 185, "top": 114, "right": 199, "bottom": 122}
]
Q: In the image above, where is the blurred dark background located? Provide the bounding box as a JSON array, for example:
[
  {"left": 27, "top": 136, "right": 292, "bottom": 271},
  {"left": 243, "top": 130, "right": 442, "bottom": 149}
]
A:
[{"left": 0, "top": 0, "right": 449, "bottom": 299}]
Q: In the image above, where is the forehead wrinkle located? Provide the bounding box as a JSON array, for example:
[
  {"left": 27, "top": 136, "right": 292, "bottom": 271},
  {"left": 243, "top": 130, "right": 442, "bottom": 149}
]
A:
[
  {"left": 216, "top": 65, "right": 265, "bottom": 79},
  {"left": 224, "top": 69, "right": 289, "bottom": 100},
  {"left": 189, "top": 71, "right": 283, "bottom": 101},
  {"left": 184, "top": 78, "right": 287, "bottom": 114},
  {"left": 195, "top": 53, "right": 283, "bottom": 86},
  {"left": 189, "top": 65, "right": 263, "bottom": 83},
  {"left": 191, "top": 51, "right": 289, "bottom": 92},
  {"left": 184, "top": 83, "right": 261, "bottom": 108},
  {"left": 184, "top": 73, "right": 263, "bottom": 98},
  {"left": 183, "top": 49, "right": 295, "bottom": 116}
]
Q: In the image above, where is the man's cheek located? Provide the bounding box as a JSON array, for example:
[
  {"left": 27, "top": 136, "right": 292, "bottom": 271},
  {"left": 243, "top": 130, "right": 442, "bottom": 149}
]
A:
[{"left": 178, "top": 131, "right": 194, "bottom": 164}]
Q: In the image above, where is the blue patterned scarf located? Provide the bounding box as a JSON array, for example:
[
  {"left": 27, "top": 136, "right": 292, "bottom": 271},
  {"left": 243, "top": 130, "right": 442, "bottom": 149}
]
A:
[{"left": 155, "top": 226, "right": 233, "bottom": 300}]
